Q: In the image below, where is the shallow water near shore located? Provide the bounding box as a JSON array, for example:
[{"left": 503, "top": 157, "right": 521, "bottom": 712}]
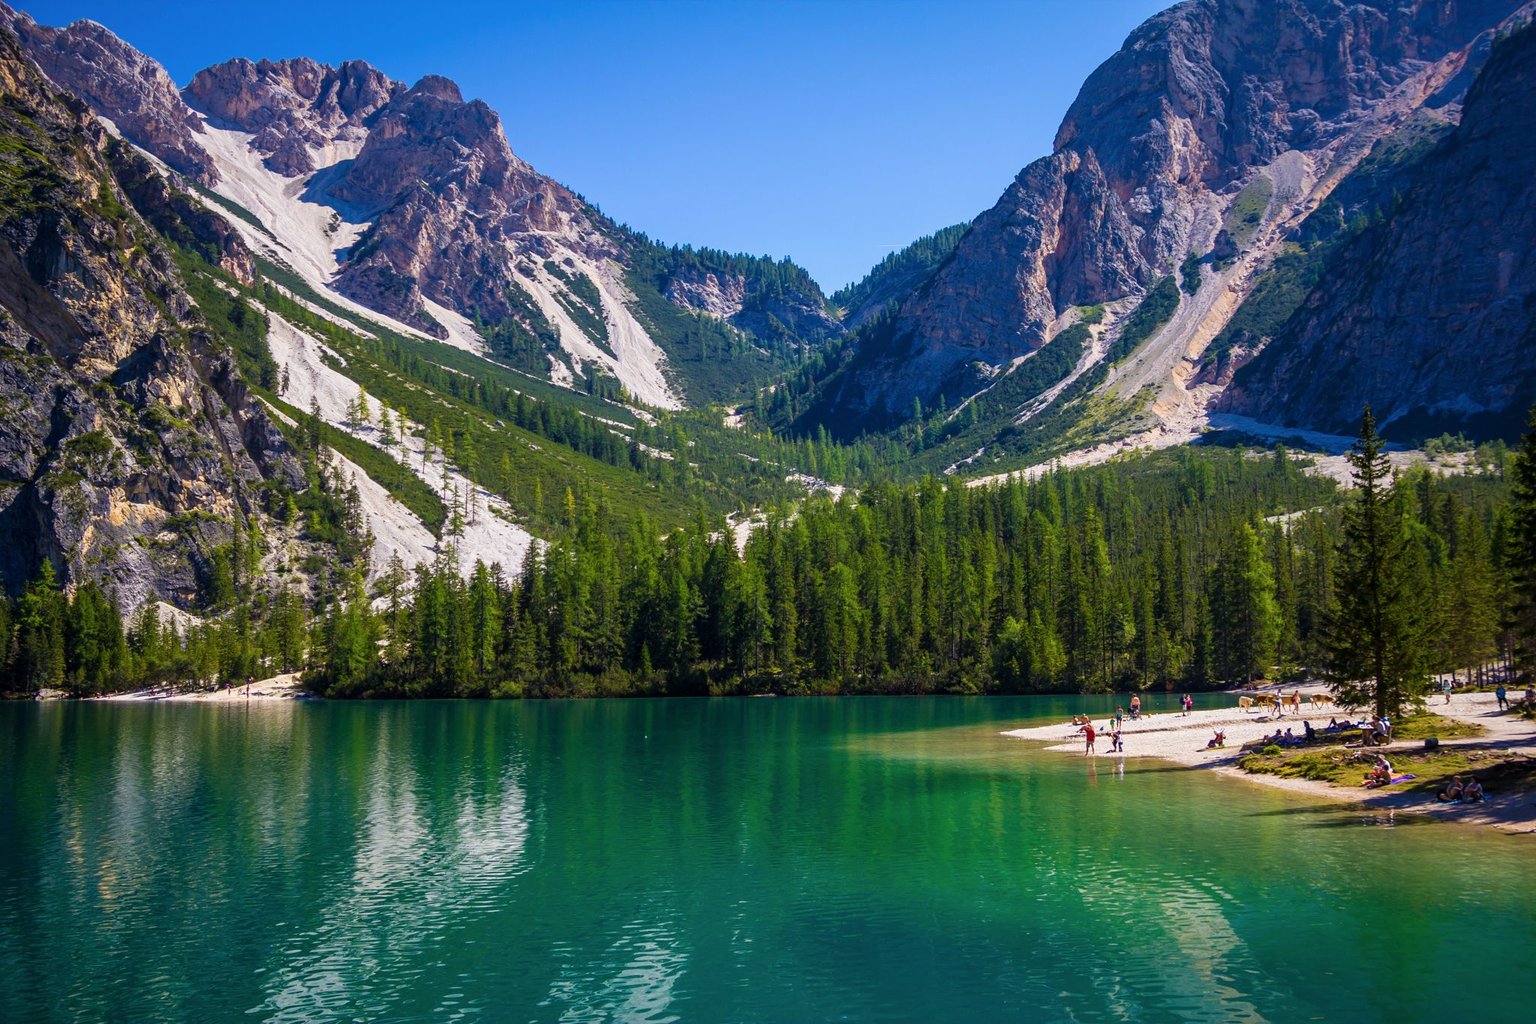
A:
[{"left": 2, "top": 696, "right": 1531, "bottom": 1023}]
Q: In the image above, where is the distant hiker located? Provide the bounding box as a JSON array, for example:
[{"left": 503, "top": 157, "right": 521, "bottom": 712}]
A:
[{"left": 1495, "top": 685, "right": 1508, "bottom": 711}]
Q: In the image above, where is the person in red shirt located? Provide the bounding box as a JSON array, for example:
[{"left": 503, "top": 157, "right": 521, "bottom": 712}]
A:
[{"left": 1081, "top": 722, "right": 1097, "bottom": 755}]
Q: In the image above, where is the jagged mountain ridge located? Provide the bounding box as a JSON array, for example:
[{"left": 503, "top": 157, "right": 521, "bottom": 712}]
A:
[
  {"left": 0, "top": 7, "right": 841, "bottom": 411},
  {"left": 805, "top": 0, "right": 1529, "bottom": 448},
  {"left": 1218, "top": 17, "right": 1536, "bottom": 439}
]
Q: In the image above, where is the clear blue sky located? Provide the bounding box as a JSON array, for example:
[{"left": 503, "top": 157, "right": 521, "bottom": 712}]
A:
[{"left": 21, "top": 0, "right": 1167, "bottom": 290}]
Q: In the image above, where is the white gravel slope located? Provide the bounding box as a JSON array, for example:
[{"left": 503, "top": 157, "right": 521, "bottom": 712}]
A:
[{"left": 264, "top": 310, "right": 535, "bottom": 580}]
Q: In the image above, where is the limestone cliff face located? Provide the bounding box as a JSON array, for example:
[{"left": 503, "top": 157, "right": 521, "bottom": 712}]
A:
[
  {"left": 185, "top": 57, "right": 402, "bottom": 175},
  {"left": 0, "top": 3, "right": 218, "bottom": 185},
  {"left": 326, "top": 74, "right": 598, "bottom": 337},
  {"left": 0, "top": 26, "right": 299, "bottom": 606},
  {"left": 1220, "top": 20, "right": 1536, "bottom": 437},
  {"left": 826, "top": 0, "right": 1521, "bottom": 427}
]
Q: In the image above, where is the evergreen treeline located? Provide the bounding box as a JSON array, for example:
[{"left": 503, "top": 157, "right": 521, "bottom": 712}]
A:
[
  {"left": 8, "top": 438, "right": 1525, "bottom": 700},
  {"left": 830, "top": 223, "right": 970, "bottom": 315}
]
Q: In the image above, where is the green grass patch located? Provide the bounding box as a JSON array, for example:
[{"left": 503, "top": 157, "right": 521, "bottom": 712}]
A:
[
  {"left": 1107, "top": 275, "right": 1179, "bottom": 365},
  {"left": 1392, "top": 713, "right": 1485, "bottom": 742},
  {"left": 1223, "top": 177, "right": 1273, "bottom": 250}
]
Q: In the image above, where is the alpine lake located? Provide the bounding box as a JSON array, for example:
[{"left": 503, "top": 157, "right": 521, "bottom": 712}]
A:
[{"left": 2, "top": 694, "right": 1531, "bottom": 1023}]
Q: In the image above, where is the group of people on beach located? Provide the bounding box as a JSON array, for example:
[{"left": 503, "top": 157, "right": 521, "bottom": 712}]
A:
[
  {"left": 1436, "top": 776, "right": 1485, "bottom": 803},
  {"left": 1070, "top": 692, "right": 1199, "bottom": 754},
  {"left": 1075, "top": 719, "right": 1122, "bottom": 755},
  {"left": 1071, "top": 694, "right": 1166, "bottom": 755}
]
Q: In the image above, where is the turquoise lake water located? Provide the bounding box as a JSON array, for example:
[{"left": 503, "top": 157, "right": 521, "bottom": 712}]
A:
[{"left": 1, "top": 695, "right": 1531, "bottom": 1023}]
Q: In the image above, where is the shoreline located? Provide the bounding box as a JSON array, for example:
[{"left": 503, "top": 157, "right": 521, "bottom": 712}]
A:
[
  {"left": 1002, "top": 689, "right": 1536, "bottom": 836},
  {"left": 75, "top": 672, "right": 312, "bottom": 703}
]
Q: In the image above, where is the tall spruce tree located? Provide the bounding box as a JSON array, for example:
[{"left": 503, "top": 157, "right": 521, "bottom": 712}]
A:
[
  {"left": 1325, "top": 408, "right": 1428, "bottom": 716},
  {"left": 1508, "top": 406, "right": 1536, "bottom": 684}
]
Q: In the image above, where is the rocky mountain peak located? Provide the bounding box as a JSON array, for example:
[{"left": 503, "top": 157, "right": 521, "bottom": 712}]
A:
[
  {"left": 407, "top": 74, "right": 463, "bottom": 104},
  {"left": 185, "top": 55, "right": 403, "bottom": 175},
  {"left": 822, "top": 0, "right": 1523, "bottom": 427},
  {"left": 0, "top": 2, "right": 218, "bottom": 184},
  {"left": 327, "top": 72, "right": 530, "bottom": 212},
  {"left": 327, "top": 64, "right": 590, "bottom": 335}
]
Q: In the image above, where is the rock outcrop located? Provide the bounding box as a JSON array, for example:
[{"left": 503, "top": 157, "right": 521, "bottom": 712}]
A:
[
  {"left": 821, "top": 0, "right": 1523, "bottom": 428},
  {"left": 0, "top": 3, "right": 218, "bottom": 185},
  {"left": 664, "top": 265, "right": 841, "bottom": 344},
  {"left": 326, "top": 74, "right": 595, "bottom": 336},
  {"left": 1220, "top": 19, "right": 1536, "bottom": 438},
  {"left": 0, "top": 24, "right": 300, "bottom": 606},
  {"left": 185, "top": 57, "right": 402, "bottom": 175}
]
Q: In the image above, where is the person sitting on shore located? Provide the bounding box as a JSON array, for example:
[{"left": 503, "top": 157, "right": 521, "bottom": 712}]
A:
[
  {"left": 1283, "top": 727, "right": 1296, "bottom": 746},
  {"left": 1303, "top": 720, "right": 1316, "bottom": 743},
  {"left": 1207, "top": 730, "right": 1225, "bottom": 749},
  {"left": 1461, "top": 777, "right": 1485, "bottom": 803},
  {"left": 1363, "top": 756, "right": 1392, "bottom": 788},
  {"left": 1437, "top": 776, "right": 1464, "bottom": 803},
  {"left": 1130, "top": 695, "right": 1142, "bottom": 719}
]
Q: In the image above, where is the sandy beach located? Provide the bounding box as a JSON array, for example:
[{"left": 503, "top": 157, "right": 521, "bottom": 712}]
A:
[
  {"left": 89, "top": 672, "right": 311, "bottom": 703},
  {"left": 1003, "top": 689, "right": 1536, "bottom": 835}
]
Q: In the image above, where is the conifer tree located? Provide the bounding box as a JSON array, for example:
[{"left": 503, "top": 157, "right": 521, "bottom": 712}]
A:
[
  {"left": 1325, "top": 408, "right": 1428, "bottom": 716},
  {"left": 14, "top": 561, "right": 66, "bottom": 693},
  {"left": 1507, "top": 406, "right": 1536, "bottom": 683}
]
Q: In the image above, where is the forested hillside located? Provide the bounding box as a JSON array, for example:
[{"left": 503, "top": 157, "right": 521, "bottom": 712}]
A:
[
  {"left": 830, "top": 223, "right": 969, "bottom": 328},
  {"left": 7, "top": 431, "right": 1524, "bottom": 700}
]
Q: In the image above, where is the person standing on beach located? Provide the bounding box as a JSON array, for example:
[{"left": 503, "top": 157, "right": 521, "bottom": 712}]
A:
[{"left": 1081, "top": 722, "right": 1096, "bottom": 755}]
